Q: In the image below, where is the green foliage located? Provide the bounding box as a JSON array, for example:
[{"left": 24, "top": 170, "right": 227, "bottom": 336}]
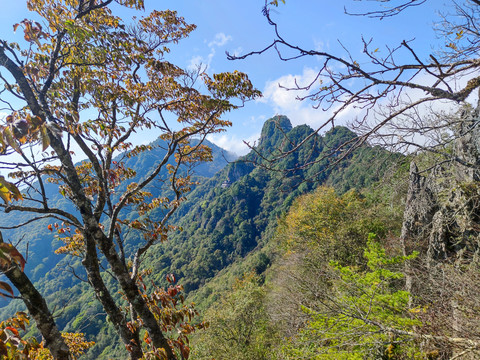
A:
[
  {"left": 191, "top": 273, "right": 279, "bottom": 360},
  {"left": 276, "top": 186, "right": 399, "bottom": 267},
  {"left": 282, "top": 235, "right": 420, "bottom": 359},
  {"left": 148, "top": 118, "right": 401, "bottom": 296}
]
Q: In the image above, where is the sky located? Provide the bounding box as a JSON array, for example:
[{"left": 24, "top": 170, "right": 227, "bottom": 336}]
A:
[{"left": 0, "top": 0, "right": 448, "bottom": 156}]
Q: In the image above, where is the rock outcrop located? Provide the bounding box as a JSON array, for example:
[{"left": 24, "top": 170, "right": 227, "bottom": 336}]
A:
[
  {"left": 401, "top": 114, "right": 480, "bottom": 261},
  {"left": 400, "top": 112, "right": 480, "bottom": 358}
]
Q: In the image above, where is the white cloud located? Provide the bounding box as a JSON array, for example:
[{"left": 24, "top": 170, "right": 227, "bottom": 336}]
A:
[
  {"left": 261, "top": 67, "right": 337, "bottom": 128},
  {"left": 188, "top": 33, "right": 233, "bottom": 71},
  {"left": 187, "top": 55, "right": 206, "bottom": 71},
  {"left": 229, "top": 46, "right": 243, "bottom": 57},
  {"left": 342, "top": 71, "right": 478, "bottom": 152},
  {"left": 260, "top": 65, "right": 478, "bottom": 140},
  {"left": 187, "top": 51, "right": 215, "bottom": 72},
  {"left": 207, "top": 132, "right": 261, "bottom": 156},
  {"left": 208, "top": 33, "right": 232, "bottom": 48},
  {"left": 262, "top": 68, "right": 317, "bottom": 108}
]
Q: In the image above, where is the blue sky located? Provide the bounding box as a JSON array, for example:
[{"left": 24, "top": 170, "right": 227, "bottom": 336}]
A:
[
  {"left": 0, "top": 1, "right": 446, "bottom": 155},
  {"left": 155, "top": 0, "right": 445, "bottom": 154}
]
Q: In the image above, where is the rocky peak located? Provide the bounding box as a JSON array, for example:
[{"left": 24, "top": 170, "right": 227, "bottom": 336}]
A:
[
  {"left": 454, "top": 111, "right": 480, "bottom": 182},
  {"left": 258, "top": 115, "right": 293, "bottom": 150}
]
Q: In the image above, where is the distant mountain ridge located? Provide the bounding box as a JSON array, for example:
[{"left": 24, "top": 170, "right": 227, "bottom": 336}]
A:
[{"left": 0, "top": 138, "right": 236, "bottom": 284}]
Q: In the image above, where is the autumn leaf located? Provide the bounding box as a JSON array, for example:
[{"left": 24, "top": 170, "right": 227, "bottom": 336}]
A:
[
  {"left": 0, "top": 282, "right": 14, "bottom": 298},
  {"left": 0, "top": 176, "right": 22, "bottom": 204},
  {"left": 0, "top": 341, "right": 7, "bottom": 356},
  {"left": 0, "top": 243, "right": 26, "bottom": 271},
  {"left": 2, "top": 127, "right": 21, "bottom": 153},
  {"left": 40, "top": 124, "right": 50, "bottom": 151},
  {"left": 4, "top": 326, "right": 19, "bottom": 337}
]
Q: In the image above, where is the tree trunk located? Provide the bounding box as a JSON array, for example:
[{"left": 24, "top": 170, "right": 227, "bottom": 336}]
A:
[
  {"left": 45, "top": 134, "right": 145, "bottom": 359},
  {"left": 83, "top": 224, "right": 176, "bottom": 359},
  {"left": 83, "top": 236, "right": 144, "bottom": 359},
  {"left": 4, "top": 264, "right": 71, "bottom": 360}
]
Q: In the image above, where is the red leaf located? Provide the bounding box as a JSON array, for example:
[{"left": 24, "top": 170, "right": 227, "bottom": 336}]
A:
[
  {"left": 167, "top": 287, "right": 178, "bottom": 297},
  {"left": 5, "top": 326, "right": 19, "bottom": 337},
  {"left": 9, "top": 247, "right": 26, "bottom": 272},
  {"left": 180, "top": 344, "right": 190, "bottom": 359},
  {"left": 166, "top": 273, "right": 176, "bottom": 284},
  {"left": 0, "top": 243, "right": 26, "bottom": 271}
]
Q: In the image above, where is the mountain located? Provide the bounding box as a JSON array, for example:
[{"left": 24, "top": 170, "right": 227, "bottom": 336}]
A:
[
  {"left": 140, "top": 116, "right": 401, "bottom": 295},
  {"left": 0, "top": 115, "right": 402, "bottom": 358},
  {"left": 190, "top": 116, "right": 480, "bottom": 359}
]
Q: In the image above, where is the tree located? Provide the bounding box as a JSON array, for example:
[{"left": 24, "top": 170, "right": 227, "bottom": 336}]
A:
[
  {"left": 0, "top": 232, "right": 71, "bottom": 359},
  {"left": 267, "top": 177, "right": 480, "bottom": 358},
  {"left": 0, "top": 1, "right": 260, "bottom": 359},
  {"left": 0, "top": 231, "right": 95, "bottom": 359},
  {"left": 229, "top": 0, "right": 480, "bottom": 170},
  {"left": 281, "top": 234, "right": 421, "bottom": 360},
  {"left": 268, "top": 186, "right": 402, "bottom": 345},
  {"left": 279, "top": 234, "right": 480, "bottom": 359},
  {"left": 191, "top": 273, "right": 278, "bottom": 360}
]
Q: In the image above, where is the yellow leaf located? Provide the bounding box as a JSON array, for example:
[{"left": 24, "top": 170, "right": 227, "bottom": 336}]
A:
[
  {"left": 0, "top": 185, "right": 12, "bottom": 204},
  {"left": 3, "top": 127, "right": 21, "bottom": 153},
  {"left": 0, "top": 176, "right": 23, "bottom": 203},
  {"left": 40, "top": 124, "right": 50, "bottom": 151}
]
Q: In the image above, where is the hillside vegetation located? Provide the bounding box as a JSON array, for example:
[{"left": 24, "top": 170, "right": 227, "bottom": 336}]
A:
[{"left": 0, "top": 115, "right": 402, "bottom": 358}]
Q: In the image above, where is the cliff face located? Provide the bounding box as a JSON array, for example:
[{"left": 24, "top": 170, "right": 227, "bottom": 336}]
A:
[
  {"left": 402, "top": 115, "right": 480, "bottom": 261},
  {"left": 399, "top": 112, "right": 480, "bottom": 359}
]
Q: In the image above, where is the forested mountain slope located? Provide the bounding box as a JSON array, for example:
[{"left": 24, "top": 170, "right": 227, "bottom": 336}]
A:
[
  {"left": 0, "top": 139, "right": 236, "bottom": 284},
  {"left": 0, "top": 115, "right": 401, "bottom": 358},
  {"left": 192, "top": 113, "right": 480, "bottom": 360},
  {"left": 142, "top": 115, "right": 401, "bottom": 294}
]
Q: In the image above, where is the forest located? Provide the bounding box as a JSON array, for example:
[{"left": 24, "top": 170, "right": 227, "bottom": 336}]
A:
[{"left": 0, "top": 0, "right": 479, "bottom": 359}]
